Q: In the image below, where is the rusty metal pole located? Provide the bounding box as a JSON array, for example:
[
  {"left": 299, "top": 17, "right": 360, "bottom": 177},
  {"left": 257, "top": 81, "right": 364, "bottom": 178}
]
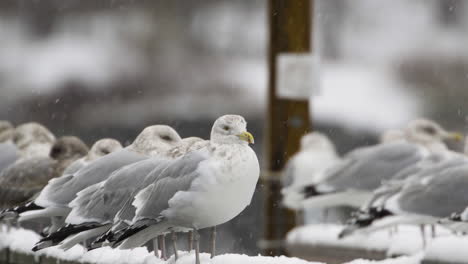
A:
[{"left": 263, "top": 0, "right": 312, "bottom": 256}]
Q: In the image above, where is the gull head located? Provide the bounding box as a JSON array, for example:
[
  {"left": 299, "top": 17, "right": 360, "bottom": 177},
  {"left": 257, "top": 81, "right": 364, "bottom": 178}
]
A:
[
  {"left": 405, "top": 119, "right": 463, "bottom": 145},
  {"left": 300, "top": 132, "right": 335, "bottom": 152},
  {"left": 211, "top": 115, "right": 254, "bottom": 145},
  {"left": 50, "top": 136, "right": 89, "bottom": 161},
  {"left": 0, "top": 121, "right": 14, "bottom": 143},
  {"left": 86, "top": 138, "right": 123, "bottom": 161},
  {"left": 12, "top": 122, "right": 55, "bottom": 150},
  {"left": 131, "top": 125, "right": 182, "bottom": 155}
]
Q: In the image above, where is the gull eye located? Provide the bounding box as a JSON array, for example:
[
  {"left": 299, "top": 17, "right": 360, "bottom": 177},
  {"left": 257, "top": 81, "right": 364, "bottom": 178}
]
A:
[
  {"left": 223, "top": 125, "right": 230, "bottom": 131},
  {"left": 161, "top": 135, "right": 172, "bottom": 141},
  {"left": 51, "top": 146, "right": 63, "bottom": 157},
  {"left": 101, "top": 149, "right": 110, "bottom": 155},
  {"left": 421, "top": 126, "right": 436, "bottom": 135}
]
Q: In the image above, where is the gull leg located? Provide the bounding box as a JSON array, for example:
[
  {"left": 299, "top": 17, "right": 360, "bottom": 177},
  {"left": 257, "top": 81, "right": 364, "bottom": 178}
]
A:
[
  {"left": 420, "top": 225, "right": 427, "bottom": 248},
  {"left": 6, "top": 220, "right": 11, "bottom": 232},
  {"left": 158, "top": 235, "right": 167, "bottom": 260},
  {"left": 152, "top": 238, "right": 159, "bottom": 258},
  {"left": 430, "top": 224, "right": 436, "bottom": 238},
  {"left": 171, "top": 231, "right": 179, "bottom": 260},
  {"left": 188, "top": 231, "right": 193, "bottom": 251},
  {"left": 193, "top": 228, "right": 200, "bottom": 264},
  {"left": 209, "top": 226, "right": 217, "bottom": 258},
  {"left": 323, "top": 209, "right": 329, "bottom": 223}
]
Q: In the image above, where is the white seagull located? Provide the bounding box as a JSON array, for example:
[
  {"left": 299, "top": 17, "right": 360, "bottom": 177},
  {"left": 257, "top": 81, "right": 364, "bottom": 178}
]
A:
[
  {"left": 281, "top": 132, "right": 339, "bottom": 210},
  {"left": 112, "top": 115, "right": 259, "bottom": 264}
]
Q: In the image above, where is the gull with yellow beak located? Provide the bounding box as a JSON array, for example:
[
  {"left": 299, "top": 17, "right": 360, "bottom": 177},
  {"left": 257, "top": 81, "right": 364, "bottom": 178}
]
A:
[
  {"left": 109, "top": 115, "right": 260, "bottom": 264},
  {"left": 301, "top": 119, "right": 463, "bottom": 210}
]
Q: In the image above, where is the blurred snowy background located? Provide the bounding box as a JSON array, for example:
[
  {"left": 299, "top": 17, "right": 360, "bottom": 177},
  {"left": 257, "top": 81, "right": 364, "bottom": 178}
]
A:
[{"left": 0, "top": 0, "right": 467, "bottom": 255}]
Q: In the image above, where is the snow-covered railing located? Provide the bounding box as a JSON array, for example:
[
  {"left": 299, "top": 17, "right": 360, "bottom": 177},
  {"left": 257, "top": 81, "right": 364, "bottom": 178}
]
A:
[
  {"left": 286, "top": 224, "right": 468, "bottom": 264},
  {"left": 0, "top": 227, "right": 316, "bottom": 264}
]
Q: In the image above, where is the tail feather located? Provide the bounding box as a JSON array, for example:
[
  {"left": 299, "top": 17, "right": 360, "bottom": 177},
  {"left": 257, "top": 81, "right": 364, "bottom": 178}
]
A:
[
  {"left": 58, "top": 224, "right": 111, "bottom": 251},
  {"left": 32, "top": 222, "right": 102, "bottom": 251},
  {"left": 338, "top": 207, "right": 393, "bottom": 239},
  {"left": 32, "top": 240, "right": 54, "bottom": 252},
  {"left": 0, "top": 201, "right": 43, "bottom": 220},
  {"left": 111, "top": 218, "right": 168, "bottom": 249},
  {"left": 94, "top": 221, "right": 128, "bottom": 245}
]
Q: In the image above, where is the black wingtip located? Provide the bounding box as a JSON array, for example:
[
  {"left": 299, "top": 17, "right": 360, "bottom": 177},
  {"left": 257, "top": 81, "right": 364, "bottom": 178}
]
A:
[
  {"left": 302, "top": 185, "right": 321, "bottom": 198},
  {"left": 40, "top": 222, "right": 102, "bottom": 246},
  {"left": 87, "top": 243, "right": 102, "bottom": 251},
  {"left": 0, "top": 201, "right": 44, "bottom": 220},
  {"left": 339, "top": 207, "right": 394, "bottom": 239},
  {"left": 110, "top": 222, "right": 151, "bottom": 247},
  {"left": 449, "top": 212, "right": 462, "bottom": 222},
  {"left": 93, "top": 230, "right": 113, "bottom": 244},
  {"left": 32, "top": 240, "right": 52, "bottom": 252}
]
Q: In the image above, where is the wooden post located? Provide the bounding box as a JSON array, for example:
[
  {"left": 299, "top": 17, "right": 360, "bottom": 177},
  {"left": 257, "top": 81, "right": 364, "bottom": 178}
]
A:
[{"left": 263, "top": 0, "right": 313, "bottom": 256}]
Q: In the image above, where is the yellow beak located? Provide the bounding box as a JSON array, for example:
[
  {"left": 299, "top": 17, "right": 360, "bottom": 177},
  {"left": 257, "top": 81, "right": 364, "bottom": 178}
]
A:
[
  {"left": 238, "top": 131, "right": 254, "bottom": 144},
  {"left": 445, "top": 132, "right": 464, "bottom": 142}
]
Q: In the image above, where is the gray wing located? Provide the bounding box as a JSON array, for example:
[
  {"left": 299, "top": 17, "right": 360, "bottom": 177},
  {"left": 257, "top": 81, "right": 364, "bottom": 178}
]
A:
[
  {"left": 68, "top": 158, "right": 169, "bottom": 224},
  {"left": 133, "top": 149, "right": 208, "bottom": 221},
  {"left": 114, "top": 158, "right": 174, "bottom": 223},
  {"left": 37, "top": 148, "right": 147, "bottom": 208},
  {"left": 0, "top": 142, "right": 19, "bottom": 174},
  {"left": 319, "top": 142, "right": 424, "bottom": 192},
  {"left": 390, "top": 154, "right": 445, "bottom": 182},
  {"left": 368, "top": 154, "right": 466, "bottom": 208},
  {"left": 0, "top": 157, "right": 56, "bottom": 207},
  {"left": 393, "top": 164, "right": 468, "bottom": 217}
]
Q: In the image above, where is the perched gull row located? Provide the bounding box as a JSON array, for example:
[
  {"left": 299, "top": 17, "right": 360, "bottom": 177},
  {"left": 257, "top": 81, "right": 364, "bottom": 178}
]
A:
[
  {"left": 281, "top": 118, "right": 468, "bottom": 246},
  {"left": 0, "top": 115, "right": 259, "bottom": 264}
]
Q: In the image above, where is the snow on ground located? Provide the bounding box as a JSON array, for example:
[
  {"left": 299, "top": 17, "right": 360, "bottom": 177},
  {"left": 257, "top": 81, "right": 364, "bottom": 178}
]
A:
[
  {"left": 423, "top": 236, "right": 468, "bottom": 264},
  {"left": 0, "top": 226, "right": 318, "bottom": 264},
  {"left": 343, "top": 254, "right": 422, "bottom": 264}
]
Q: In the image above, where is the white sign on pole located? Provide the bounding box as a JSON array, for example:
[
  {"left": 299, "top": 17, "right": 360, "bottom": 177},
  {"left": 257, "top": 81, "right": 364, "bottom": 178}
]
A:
[{"left": 276, "top": 53, "right": 321, "bottom": 100}]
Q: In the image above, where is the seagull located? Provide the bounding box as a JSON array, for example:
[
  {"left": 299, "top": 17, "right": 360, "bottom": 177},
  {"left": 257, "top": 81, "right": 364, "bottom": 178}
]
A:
[
  {"left": 11, "top": 122, "right": 56, "bottom": 159},
  {"left": 281, "top": 132, "right": 339, "bottom": 211},
  {"left": 338, "top": 135, "right": 468, "bottom": 241},
  {"left": 0, "top": 138, "right": 123, "bottom": 235},
  {"left": 111, "top": 115, "right": 259, "bottom": 264},
  {"left": 300, "top": 119, "right": 462, "bottom": 210},
  {"left": 32, "top": 125, "right": 182, "bottom": 251},
  {"left": 281, "top": 132, "right": 339, "bottom": 209},
  {"left": 63, "top": 138, "right": 123, "bottom": 175},
  {"left": 340, "top": 159, "right": 468, "bottom": 239},
  {"left": 40, "top": 137, "right": 203, "bottom": 252},
  {"left": 0, "top": 136, "right": 89, "bottom": 208}
]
